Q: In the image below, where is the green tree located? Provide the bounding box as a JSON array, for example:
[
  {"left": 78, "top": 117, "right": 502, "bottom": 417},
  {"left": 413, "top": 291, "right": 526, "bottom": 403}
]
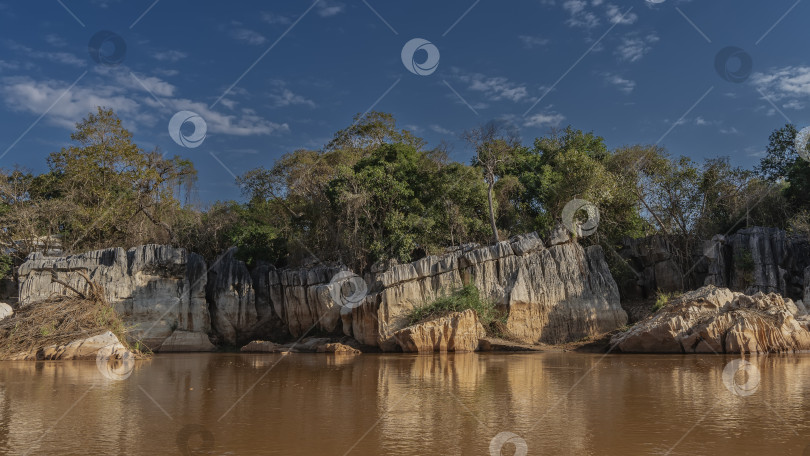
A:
[{"left": 464, "top": 122, "right": 522, "bottom": 243}]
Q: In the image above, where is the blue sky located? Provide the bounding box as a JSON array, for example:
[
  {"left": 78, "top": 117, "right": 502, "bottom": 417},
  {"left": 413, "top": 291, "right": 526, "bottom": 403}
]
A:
[{"left": 0, "top": 0, "right": 808, "bottom": 203}]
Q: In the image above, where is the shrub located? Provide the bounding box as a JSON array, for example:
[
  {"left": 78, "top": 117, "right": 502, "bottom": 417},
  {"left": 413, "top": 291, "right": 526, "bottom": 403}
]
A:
[
  {"left": 407, "top": 284, "right": 503, "bottom": 328},
  {"left": 652, "top": 290, "right": 680, "bottom": 312}
]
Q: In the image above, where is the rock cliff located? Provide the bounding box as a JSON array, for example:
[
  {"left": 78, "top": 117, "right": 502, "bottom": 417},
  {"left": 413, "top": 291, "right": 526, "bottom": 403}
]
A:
[
  {"left": 17, "top": 232, "right": 628, "bottom": 352},
  {"left": 18, "top": 245, "right": 213, "bottom": 351},
  {"left": 620, "top": 227, "right": 810, "bottom": 301}
]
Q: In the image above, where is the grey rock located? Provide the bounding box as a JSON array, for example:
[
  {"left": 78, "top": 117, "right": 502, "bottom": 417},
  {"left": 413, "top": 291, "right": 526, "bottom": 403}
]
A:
[{"left": 18, "top": 245, "right": 211, "bottom": 351}]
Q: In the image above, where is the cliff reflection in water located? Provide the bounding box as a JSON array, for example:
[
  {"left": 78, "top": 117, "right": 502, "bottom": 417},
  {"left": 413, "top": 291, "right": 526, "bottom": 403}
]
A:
[{"left": 0, "top": 353, "right": 809, "bottom": 455}]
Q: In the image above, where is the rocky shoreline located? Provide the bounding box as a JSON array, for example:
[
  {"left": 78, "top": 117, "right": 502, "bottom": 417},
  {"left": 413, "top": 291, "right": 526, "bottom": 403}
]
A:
[{"left": 9, "top": 227, "right": 810, "bottom": 359}]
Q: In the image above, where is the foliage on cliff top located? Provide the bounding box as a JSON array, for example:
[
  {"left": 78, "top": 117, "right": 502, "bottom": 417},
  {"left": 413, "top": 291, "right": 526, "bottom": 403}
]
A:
[
  {"left": 407, "top": 285, "right": 505, "bottom": 331},
  {"left": 0, "top": 272, "right": 142, "bottom": 359}
]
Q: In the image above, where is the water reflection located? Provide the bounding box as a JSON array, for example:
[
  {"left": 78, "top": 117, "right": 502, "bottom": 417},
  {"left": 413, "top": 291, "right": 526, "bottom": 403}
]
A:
[{"left": 0, "top": 353, "right": 809, "bottom": 455}]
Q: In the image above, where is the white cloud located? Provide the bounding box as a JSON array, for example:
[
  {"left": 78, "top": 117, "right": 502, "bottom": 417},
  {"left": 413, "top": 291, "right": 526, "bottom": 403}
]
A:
[
  {"left": 606, "top": 4, "right": 637, "bottom": 25},
  {"left": 261, "top": 11, "right": 292, "bottom": 25},
  {"left": 430, "top": 124, "right": 453, "bottom": 135},
  {"left": 152, "top": 50, "right": 187, "bottom": 62},
  {"left": 615, "top": 34, "right": 659, "bottom": 62},
  {"left": 519, "top": 35, "right": 550, "bottom": 49},
  {"left": 457, "top": 72, "right": 530, "bottom": 103},
  {"left": 560, "top": 0, "right": 636, "bottom": 29},
  {"left": 5, "top": 40, "right": 85, "bottom": 67},
  {"left": 604, "top": 73, "right": 635, "bottom": 94},
  {"left": 524, "top": 111, "right": 565, "bottom": 128},
  {"left": 751, "top": 66, "right": 810, "bottom": 103},
  {"left": 316, "top": 1, "right": 344, "bottom": 17},
  {"left": 230, "top": 24, "right": 267, "bottom": 46},
  {"left": 0, "top": 70, "right": 287, "bottom": 137},
  {"left": 268, "top": 88, "right": 316, "bottom": 108},
  {"left": 44, "top": 34, "right": 67, "bottom": 47}
]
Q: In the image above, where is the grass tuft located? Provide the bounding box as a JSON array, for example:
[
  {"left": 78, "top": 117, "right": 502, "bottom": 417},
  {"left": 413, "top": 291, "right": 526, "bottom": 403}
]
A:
[{"left": 407, "top": 284, "right": 505, "bottom": 330}]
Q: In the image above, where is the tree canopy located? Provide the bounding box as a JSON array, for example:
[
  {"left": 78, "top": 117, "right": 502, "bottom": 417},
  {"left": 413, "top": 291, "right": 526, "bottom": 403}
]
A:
[{"left": 0, "top": 107, "right": 801, "bottom": 277}]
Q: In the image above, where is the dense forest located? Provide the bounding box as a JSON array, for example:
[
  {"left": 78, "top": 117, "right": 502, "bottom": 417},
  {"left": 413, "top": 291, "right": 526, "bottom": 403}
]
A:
[{"left": 1, "top": 107, "right": 807, "bottom": 279}]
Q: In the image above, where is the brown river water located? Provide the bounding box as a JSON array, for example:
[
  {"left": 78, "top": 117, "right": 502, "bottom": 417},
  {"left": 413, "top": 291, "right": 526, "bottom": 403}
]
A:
[{"left": 1, "top": 352, "right": 810, "bottom": 455}]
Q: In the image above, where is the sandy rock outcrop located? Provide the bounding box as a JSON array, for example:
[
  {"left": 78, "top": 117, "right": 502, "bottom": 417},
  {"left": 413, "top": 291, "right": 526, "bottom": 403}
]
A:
[
  {"left": 393, "top": 309, "right": 485, "bottom": 353},
  {"left": 611, "top": 285, "right": 810, "bottom": 353},
  {"left": 18, "top": 245, "right": 213, "bottom": 351},
  {"left": 9, "top": 331, "right": 131, "bottom": 361}
]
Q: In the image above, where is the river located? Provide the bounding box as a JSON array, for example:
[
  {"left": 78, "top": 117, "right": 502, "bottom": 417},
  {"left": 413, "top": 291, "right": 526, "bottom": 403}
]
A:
[{"left": 1, "top": 352, "right": 808, "bottom": 455}]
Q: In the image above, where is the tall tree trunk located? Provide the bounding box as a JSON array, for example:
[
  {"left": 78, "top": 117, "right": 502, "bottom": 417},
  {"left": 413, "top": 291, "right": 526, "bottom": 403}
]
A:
[{"left": 487, "top": 181, "right": 498, "bottom": 244}]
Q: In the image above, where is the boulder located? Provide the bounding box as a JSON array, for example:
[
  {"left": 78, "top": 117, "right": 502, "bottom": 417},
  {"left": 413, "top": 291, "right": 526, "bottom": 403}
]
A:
[
  {"left": 393, "top": 309, "right": 486, "bottom": 353},
  {"left": 9, "top": 331, "right": 131, "bottom": 361},
  {"left": 240, "top": 340, "right": 288, "bottom": 353},
  {"left": 157, "top": 330, "right": 215, "bottom": 352},
  {"left": 0, "top": 303, "right": 12, "bottom": 322},
  {"left": 611, "top": 285, "right": 810, "bottom": 354},
  {"left": 316, "top": 343, "right": 362, "bottom": 354}
]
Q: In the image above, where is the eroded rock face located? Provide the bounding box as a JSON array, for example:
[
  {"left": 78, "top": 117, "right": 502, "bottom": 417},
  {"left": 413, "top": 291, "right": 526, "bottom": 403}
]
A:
[
  {"left": 352, "top": 233, "right": 627, "bottom": 349},
  {"left": 18, "top": 233, "right": 628, "bottom": 352},
  {"left": 18, "top": 245, "right": 213, "bottom": 351},
  {"left": 206, "top": 248, "right": 257, "bottom": 345},
  {"left": 621, "top": 227, "right": 810, "bottom": 301},
  {"left": 611, "top": 285, "right": 810, "bottom": 354},
  {"left": 393, "top": 309, "right": 485, "bottom": 353}
]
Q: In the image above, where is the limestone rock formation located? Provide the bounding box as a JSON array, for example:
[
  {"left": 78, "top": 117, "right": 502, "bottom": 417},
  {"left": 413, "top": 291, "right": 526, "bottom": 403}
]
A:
[
  {"left": 611, "top": 285, "right": 810, "bottom": 354},
  {"left": 18, "top": 245, "right": 212, "bottom": 351},
  {"left": 351, "top": 233, "right": 627, "bottom": 350},
  {"left": 206, "top": 248, "right": 257, "bottom": 345},
  {"left": 18, "top": 231, "right": 627, "bottom": 352},
  {"left": 9, "top": 331, "right": 131, "bottom": 361},
  {"left": 621, "top": 227, "right": 810, "bottom": 301},
  {"left": 393, "top": 309, "right": 485, "bottom": 353}
]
